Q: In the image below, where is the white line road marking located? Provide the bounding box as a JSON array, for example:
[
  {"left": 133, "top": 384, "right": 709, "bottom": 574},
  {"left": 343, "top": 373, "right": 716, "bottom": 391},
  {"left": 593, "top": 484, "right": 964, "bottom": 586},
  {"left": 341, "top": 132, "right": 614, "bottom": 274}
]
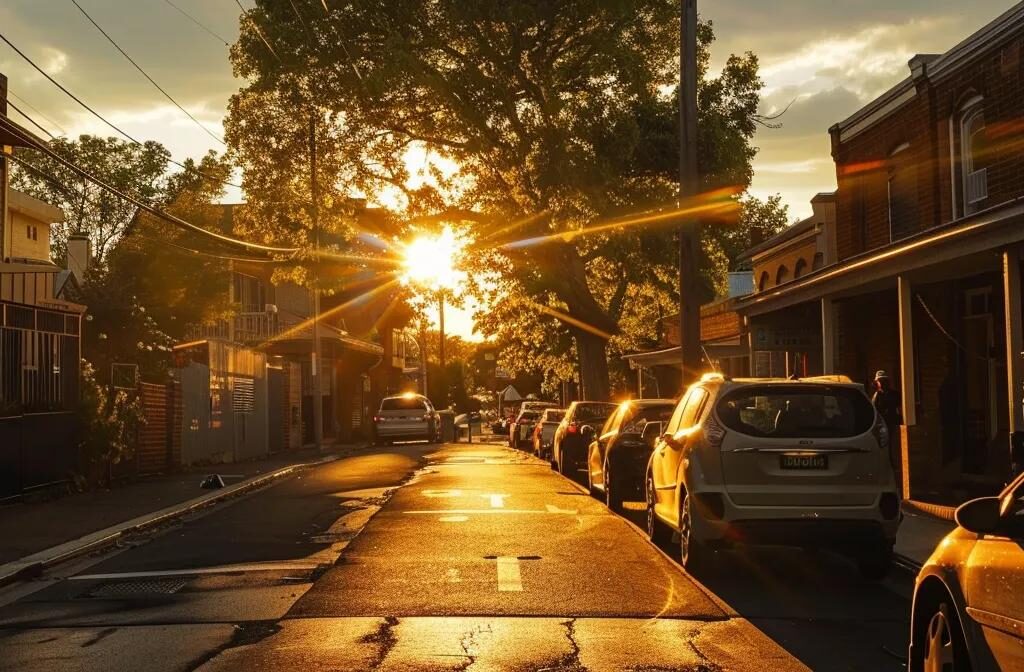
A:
[
  {"left": 485, "top": 494, "right": 507, "bottom": 508},
  {"left": 496, "top": 556, "right": 523, "bottom": 592},
  {"left": 439, "top": 515, "right": 469, "bottom": 522},
  {"left": 403, "top": 509, "right": 577, "bottom": 515},
  {"left": 545, "top": 504, "right": 579, "bottom": 514},
  {"left": 422, "top": 489, "right": 462, "bottom": 498}
]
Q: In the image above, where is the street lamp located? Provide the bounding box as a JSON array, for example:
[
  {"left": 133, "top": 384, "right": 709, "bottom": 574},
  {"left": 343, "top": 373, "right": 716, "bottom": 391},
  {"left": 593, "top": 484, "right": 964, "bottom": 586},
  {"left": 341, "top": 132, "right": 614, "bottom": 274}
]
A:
[{"left": 400, "top": 226, "right": 467, "bottom": 408}]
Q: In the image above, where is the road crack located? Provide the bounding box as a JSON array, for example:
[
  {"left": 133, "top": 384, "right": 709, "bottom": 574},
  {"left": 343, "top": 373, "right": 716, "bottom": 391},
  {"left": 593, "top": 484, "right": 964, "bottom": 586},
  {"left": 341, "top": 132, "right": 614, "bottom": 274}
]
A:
[
  {"left": 359, "top": 615, "right": 399, "bottom": 669},
  {"left": 184, "top": 620, "right": 281, "bottom": 671},
  {"left": 534, "top": 618, "right": 586, "bottom": 671}
]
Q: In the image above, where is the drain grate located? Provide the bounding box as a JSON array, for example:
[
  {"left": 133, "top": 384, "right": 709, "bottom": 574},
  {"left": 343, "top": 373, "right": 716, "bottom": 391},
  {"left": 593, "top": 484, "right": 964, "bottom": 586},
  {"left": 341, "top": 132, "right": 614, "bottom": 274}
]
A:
[{"left": 88, "top": 578, "right": 187, "bottom": 598}]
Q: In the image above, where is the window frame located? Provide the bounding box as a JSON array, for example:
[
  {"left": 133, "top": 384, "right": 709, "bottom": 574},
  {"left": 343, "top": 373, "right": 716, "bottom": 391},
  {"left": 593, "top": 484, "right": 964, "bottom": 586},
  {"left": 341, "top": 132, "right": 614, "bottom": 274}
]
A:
[{"left": 955, "top": 96, "right": 988, "bottom": 216}]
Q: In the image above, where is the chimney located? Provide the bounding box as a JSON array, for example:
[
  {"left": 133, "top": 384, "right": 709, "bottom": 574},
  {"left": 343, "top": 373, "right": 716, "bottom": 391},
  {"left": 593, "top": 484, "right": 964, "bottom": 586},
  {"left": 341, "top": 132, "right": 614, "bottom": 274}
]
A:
[{"left": 67, "top": 233, "right": 91, "bottom": 283}]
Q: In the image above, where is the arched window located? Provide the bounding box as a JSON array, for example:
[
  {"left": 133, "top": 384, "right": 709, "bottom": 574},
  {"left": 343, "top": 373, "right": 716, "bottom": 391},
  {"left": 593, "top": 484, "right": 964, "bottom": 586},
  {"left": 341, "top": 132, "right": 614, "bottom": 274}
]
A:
[
  {"left": 758, "top": 271, "right": 769, "bottom": 292},
  {"left": 775, "top": 265, "right": 789, "bottom": 285},
  {"left": 957, "top": 95, "right": 988, "bottom": 216},
  {"left": 793, "top": 258, "right": 807, "bottom": 279}
]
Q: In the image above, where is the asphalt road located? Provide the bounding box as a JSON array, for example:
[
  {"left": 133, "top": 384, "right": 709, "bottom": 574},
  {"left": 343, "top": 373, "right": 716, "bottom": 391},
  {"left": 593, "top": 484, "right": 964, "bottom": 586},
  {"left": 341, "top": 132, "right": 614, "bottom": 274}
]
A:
[{"left": 0, "top": 442, "right": 912, "bottom": 671}]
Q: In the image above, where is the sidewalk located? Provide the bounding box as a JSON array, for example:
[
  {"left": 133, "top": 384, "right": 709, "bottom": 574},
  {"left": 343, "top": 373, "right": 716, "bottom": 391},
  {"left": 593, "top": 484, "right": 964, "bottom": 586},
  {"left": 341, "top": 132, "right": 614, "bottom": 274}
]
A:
[
  {"left": 0, "top": 446, "right": 354, "bottom": 566},
  {"left": 894, "top": 502, "right": 957, "bottom": 569}
]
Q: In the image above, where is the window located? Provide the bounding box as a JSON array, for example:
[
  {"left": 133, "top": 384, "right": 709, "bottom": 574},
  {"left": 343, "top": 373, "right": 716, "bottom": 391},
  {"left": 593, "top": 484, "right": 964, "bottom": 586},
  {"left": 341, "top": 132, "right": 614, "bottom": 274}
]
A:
[
  {"left": 622, "top": 404, "right": 674, "bottom": 434},
  {"left": 715, "top": 385, "right": 875, "bottom": 438},
  {"left": 665, "top": 392, "right": 691, "bottom": 433},
  {"left": 793, "top": 258, "right": 807, "bottom": 279},
  {"left": 957, "top": 97, "right": 988, "bottom": 215},
  {"left": 775, "top": 265, "right": 790, "bottom": 285},
  {"left": 232, "top": 272, "right": 266, "bottom": 313},
  {"left": 381, "top": 396, "right": 428, "bottom": 411},
  {"left": 758, "top": 271, "right": 769, "bottom": 292},
  {"left": 887, "top": 143, "right": 917, "bottom": 241},
  {"left": 26, "top": 225, "right": 38, "bottom": 241},
  {"left": 679, "top": 389, "right": 708, "bottom": 429}
]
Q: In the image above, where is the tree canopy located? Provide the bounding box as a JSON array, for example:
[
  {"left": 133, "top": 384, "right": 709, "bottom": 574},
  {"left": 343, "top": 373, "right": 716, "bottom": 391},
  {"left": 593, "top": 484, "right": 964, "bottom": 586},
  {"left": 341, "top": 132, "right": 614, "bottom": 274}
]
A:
[{"left": 229, "top": 1, "right": 779, "bottom": 399}]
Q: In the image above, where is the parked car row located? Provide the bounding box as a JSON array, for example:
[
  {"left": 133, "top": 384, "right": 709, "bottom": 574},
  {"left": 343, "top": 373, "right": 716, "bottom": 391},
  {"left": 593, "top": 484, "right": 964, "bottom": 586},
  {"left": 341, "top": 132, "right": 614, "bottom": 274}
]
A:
[{"left": 526, "top": 373, "right": 1024, "bottom": 671}]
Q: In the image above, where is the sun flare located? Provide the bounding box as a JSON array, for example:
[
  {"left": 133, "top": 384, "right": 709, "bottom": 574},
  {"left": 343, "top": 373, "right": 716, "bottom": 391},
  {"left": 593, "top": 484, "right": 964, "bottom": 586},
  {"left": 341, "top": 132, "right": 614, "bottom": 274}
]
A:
[{"left": 400, "top": 226, "right": 468, "bottom": 293}]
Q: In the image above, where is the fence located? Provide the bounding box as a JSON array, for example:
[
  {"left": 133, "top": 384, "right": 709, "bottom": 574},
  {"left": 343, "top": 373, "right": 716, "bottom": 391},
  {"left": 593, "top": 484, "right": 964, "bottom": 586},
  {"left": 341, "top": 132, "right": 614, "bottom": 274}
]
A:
[
  {"left": 0, "top": 411, "right": 81, "bottom": 500},
  {"left": 0, "top": 301, "right": 81, "bottom": 413},
  {"left": 135, "top": 381, "right": 182, "bottom": 475}
]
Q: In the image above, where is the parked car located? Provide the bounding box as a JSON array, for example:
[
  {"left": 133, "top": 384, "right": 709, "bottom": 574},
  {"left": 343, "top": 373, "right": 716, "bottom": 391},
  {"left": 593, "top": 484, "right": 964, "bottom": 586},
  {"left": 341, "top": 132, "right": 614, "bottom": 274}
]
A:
[
  {"left": 552, "top": 401, "right": 617, "bottom": 478},
  {"left": 509, "top": 409, "right": 542, "bottom": 449},
  {"left": 532, "top": 408, "right": 565, "bottom": 458},
  {"left": 646, "top": 374, "right": 900, "bottom": 578},
  {"left": 372, "top": 393, "right": 439, "bottom": 445},
  {"left": 908, "top": 471, "right": 1024, "bottom": 671},
  {"left": 586, "top": 399, "right": 675, "bottom": 512}
]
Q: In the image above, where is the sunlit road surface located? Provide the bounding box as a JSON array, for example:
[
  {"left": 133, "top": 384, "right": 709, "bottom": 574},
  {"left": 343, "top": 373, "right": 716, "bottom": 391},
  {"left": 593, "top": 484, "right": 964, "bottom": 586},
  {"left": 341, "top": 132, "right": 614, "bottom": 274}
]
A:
[{"left": 0, "top": 443, "right": 910, "bottom": 671}]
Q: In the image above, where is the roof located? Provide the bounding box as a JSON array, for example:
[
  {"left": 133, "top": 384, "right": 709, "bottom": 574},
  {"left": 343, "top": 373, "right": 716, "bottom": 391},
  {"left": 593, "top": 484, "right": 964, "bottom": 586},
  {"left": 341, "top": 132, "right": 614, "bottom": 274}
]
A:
[
  {"left": 832, "top": 2, "right": 1024, "bottom": 142},
  {"left": 8, "top": 188, "right": 64, "bottom": 224},
  {"left": 739, "top": 216, "right": 816, "bottom": 263}
]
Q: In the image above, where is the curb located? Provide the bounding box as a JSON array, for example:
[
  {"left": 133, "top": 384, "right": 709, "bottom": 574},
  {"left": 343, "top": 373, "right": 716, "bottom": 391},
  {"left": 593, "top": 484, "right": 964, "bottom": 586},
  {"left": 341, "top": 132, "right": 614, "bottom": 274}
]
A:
[{"left": 0, "top": 453, "right": 340, "bottom": 588}]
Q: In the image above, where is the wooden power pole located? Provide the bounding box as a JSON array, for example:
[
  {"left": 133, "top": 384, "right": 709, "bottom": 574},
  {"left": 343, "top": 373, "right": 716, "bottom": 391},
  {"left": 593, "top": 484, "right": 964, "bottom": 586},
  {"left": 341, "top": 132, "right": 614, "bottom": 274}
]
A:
[
  {"left": 309, "top": 112, "right": 324, "bottom": 451},
  {"left": 678, "top": 0, "right": 702, "bottom": 388}
]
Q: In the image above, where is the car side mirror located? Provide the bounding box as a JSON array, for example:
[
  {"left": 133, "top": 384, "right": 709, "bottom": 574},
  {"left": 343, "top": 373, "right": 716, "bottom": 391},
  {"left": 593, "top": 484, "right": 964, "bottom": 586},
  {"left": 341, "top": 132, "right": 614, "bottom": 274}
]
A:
[
  {"left": 955, "top": 496, "right": 1002, "bottom": 535},
  {"left": 641, "top": 422, "right": 663, "bottom": 447},
  {"left": 580, "top": 424, "right": 595, "bottom": 440}
]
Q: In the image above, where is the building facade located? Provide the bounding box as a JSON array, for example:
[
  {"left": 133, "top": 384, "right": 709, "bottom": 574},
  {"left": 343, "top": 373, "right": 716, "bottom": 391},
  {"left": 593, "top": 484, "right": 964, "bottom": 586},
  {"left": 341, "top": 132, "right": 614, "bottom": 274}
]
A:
[{"left": 735, "top": 4, "right": 1024, "bottom": 506}]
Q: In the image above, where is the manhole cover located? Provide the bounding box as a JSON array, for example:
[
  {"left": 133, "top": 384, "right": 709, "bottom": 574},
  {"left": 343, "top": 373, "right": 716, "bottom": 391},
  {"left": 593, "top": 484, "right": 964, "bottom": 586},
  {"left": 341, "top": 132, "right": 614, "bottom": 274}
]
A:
[{"left": 88, "top": 578, "right": 187, "bottom": 598}]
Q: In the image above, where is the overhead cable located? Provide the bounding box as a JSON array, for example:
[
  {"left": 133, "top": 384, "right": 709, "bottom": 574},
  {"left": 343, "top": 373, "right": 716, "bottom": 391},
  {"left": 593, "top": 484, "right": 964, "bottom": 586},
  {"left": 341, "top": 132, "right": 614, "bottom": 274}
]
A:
[
  {"left": 0, "top": 115, "right": 298, "bottom": 254},
  {"left": 0, "top": 30, "right": 242, "bottom": 190},
  {"left": 71, "top": 0, "right": 225, "bottom": 146},
  {"left": 161, "top": 0, "right": 231, "bottom": 47}
]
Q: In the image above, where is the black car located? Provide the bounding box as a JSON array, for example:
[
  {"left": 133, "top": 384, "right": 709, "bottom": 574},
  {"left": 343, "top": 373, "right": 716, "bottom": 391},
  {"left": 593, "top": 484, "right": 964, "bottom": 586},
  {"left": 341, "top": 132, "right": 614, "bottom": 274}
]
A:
[
  {"left": 551, "top": 401, "right": 617, "bottom": 479},
  {"left": 585, "top": 399, "right": 675, "bottom": 512}
]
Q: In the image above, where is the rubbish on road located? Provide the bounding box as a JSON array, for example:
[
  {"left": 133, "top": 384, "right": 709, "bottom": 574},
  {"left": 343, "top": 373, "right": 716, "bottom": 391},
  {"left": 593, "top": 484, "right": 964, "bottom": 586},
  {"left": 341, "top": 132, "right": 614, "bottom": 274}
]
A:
[{"left": 200, "top": 475, "right": 226, "bottom": 489}]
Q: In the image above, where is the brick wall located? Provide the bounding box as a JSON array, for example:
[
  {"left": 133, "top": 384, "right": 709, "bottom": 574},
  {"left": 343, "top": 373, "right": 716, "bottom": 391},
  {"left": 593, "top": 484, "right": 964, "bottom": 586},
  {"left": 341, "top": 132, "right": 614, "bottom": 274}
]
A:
[
  {"left": 832, "top": 29, "right": 1024, "bottom": 262},
  {"left": 752, "top": 239, "right": 818, "bottom": 292}
]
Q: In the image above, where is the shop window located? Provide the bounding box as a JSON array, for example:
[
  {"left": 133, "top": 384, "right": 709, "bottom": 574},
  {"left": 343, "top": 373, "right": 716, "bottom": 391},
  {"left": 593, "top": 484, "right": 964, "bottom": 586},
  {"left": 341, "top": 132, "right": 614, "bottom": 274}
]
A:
[
  {"left": 956, "top": 96, "right": 989, "bottom": 216},
  {"left": 793, "top": 258, "right": 807, "bottom": 279},
  {"left": 775, "top": 265, "right": 789, "bottom": 285},
  {"left": 887, "top": 142, "right": 917, "bottom": 242}
]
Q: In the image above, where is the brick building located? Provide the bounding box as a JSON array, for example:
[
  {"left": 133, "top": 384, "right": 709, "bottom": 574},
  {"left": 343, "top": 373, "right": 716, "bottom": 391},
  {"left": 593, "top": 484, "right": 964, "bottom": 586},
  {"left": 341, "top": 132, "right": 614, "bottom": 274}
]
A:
[{"left": 735, "top": 3, "right": 1024, "bottom": 506}]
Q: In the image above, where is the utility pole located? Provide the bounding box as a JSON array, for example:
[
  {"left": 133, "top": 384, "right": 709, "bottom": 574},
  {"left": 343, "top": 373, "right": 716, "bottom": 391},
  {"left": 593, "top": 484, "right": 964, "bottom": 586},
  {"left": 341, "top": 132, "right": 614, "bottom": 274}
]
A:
[
  {"left": 678, "top": 0, "right": 702, "bottom": 388},
  {"left": 309, "top": 112, "right": 324, "bottom": 452},
  {"left": 438, "top": 291, "right": 446, "bottom": 408}
]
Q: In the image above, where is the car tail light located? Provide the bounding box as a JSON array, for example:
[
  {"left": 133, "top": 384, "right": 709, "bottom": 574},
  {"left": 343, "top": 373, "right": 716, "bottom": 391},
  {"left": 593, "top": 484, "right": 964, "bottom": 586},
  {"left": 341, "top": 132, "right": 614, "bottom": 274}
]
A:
[
  {"left": 567, "top": 422, "right": 578, "bottom": 434},
  {"left": 373, "top": 416, "right": 382, "bottom": 423},
  {"left": 704, "top": 413, "right": 726, "bottom": 450},
  {"left": 872, "top": 416, "right": 889, "bottom": 451},
  {"left": 879, "top": 492, "right": 900, "bottom": 520}
]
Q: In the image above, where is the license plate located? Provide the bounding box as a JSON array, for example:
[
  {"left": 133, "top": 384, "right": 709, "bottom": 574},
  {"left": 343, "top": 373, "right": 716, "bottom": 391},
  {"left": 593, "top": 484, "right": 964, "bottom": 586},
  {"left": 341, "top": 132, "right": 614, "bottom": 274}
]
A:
[{"left": 780, "top": 454, "right": 828, "bottom": 470}]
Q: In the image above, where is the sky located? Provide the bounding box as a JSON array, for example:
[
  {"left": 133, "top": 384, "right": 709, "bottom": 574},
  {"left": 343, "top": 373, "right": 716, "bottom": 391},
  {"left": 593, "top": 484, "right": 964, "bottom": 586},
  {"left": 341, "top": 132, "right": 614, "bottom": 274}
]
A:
[{"left": 0, "top": 0, "right": 1016, "bottom": 338}]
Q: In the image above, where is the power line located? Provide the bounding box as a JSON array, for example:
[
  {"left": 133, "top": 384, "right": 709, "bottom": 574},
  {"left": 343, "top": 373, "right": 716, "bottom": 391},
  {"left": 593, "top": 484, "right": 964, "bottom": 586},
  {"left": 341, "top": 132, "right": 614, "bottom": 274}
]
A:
[
  {"left": 232, "top": 0, "right": 282, "bottom": 63},
  {"left": 71, "top": 0, "right": 226, "bottom": 146},
  {"left": 7, "top": 90, "right": 67, "bottom": 135},
  {"left": 161, "top": 0, "right": 231, "bottom": 47},
  {"left": 7, "top": 147, "right": 284, "bottom": 264},
  {"left": 6, "top": 98, "right": 56, "bottom": 139},
  {"left": 0, "top": 29, "right": 242, "bottom": 190},
  {"left": 0, "top": 115, "right": 298, "bottom": 254}
]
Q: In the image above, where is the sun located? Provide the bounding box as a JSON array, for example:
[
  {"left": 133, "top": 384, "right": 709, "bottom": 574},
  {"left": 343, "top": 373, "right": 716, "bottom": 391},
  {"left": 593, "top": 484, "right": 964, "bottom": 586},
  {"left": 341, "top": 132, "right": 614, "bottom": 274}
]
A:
[{"left": 400, "top": 226, "right": 468, "bottom": 293}]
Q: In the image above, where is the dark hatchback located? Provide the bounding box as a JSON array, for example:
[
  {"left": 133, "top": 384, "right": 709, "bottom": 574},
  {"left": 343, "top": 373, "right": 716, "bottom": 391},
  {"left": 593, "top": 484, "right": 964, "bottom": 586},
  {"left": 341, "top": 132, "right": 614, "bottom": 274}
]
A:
[
  {"left": 585, "top": 399, "right": 675, "bottom": 512},
  {"left": 551, "top": 401, "right": 617, "bottom": 478}
]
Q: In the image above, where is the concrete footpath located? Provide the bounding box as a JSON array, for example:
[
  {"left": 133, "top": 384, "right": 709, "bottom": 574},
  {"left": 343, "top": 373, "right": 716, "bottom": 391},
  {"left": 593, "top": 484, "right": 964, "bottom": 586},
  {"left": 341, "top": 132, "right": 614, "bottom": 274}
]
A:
[{"left": 0, "top": 446, "right": 359, "bottom": 586}]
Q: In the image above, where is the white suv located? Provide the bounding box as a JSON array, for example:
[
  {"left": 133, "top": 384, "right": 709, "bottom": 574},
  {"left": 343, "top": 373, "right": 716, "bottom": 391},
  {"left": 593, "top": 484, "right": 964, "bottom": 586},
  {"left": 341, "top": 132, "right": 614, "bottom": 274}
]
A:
[{"left": 646, "top": 375, "right": 901, "bottom": 579}]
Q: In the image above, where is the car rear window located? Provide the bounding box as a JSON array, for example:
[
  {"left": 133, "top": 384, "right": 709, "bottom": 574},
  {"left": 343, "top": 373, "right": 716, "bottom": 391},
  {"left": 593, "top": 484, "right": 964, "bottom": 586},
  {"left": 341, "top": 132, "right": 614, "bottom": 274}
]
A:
[
  {"left": 518, "top": 411, "right": 539, "bottom": 421},
  {"left": 381, "top": 397, "right": 428, "bottom": 411},
  {"left": 622, "top": 405, "right": 674, "bottom": 433},
  {"left": 573, "top": 403, "right": 616, "bottom": 422},
  {"left": 544, "top": 410, "right": 565, "bottom": 422},
  {"left": 715, "top": 385, "right": 874, "bottom": 438}
]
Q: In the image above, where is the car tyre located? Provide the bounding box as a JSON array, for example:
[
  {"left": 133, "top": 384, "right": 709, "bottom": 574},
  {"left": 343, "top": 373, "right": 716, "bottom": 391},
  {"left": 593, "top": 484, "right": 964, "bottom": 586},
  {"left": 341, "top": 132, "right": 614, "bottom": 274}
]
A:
[
  {"left": 856, "top": 543, "right": 893, "bottom": 581},
  {"left": 911, "top": 599, "right": 970, "bottom": 672},
  {"left": 604, "top": 460, "right": 623, "bottom": 513},
  {"left": 646, "top": 474, "right": 672, "bottom": 547},
  {"left": 679, "top": 492, "right": 709, "bottom": 573}
]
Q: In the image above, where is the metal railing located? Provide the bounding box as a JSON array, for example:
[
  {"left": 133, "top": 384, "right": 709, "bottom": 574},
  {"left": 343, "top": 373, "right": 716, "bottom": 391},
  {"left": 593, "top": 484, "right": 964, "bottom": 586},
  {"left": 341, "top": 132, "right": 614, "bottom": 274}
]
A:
[
  {"left": 965, "top": 168, "right": 988, "bottom": 205},
  {"left": 187, "top": 310, "right": 280, "bottom": 345},
  {"left": 1, "top": 301, "right": 81, "bottom": 414}
]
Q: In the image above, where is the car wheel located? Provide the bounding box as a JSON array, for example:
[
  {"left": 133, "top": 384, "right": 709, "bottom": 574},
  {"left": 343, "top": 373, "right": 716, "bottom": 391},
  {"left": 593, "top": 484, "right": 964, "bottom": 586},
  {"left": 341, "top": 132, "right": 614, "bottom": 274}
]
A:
[
  {"left": 856, "top": 543, "right": 893, "bottom": 581},
  {"left": 604, "top": 461, "right": 623, "bottom": 513},
  {"left": 646, "top": 473, "right": 672, "bottom": 547},
  {"left": 914, "top": 600, "right": 969, "bottom": 672},
  {"left": 679, "top": 492, "right": 708, "bottom": 573}
]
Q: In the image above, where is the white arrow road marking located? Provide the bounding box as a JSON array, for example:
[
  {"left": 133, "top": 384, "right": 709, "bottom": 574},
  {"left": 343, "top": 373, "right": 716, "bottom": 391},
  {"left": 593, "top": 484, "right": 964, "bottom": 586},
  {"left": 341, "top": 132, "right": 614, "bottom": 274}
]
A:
[
  {"left": 485, "top": 494, "right": 507, "bottom": 508},
  {"left": 496, "top": 557, "right": 523, "bottom": 592},
  {"left": 545, "top": 504, "right": 579, "bottom": 514}
]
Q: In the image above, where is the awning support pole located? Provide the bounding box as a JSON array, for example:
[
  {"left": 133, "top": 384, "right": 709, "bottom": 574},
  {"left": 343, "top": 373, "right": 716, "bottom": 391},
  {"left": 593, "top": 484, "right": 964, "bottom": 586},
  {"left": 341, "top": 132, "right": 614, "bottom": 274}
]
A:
[
  {"left": 1002, "top": 248, "right": 1023, "bottom": 476},
  {"left": 821, "top": 297, "right": 835, "bottom": 375}
]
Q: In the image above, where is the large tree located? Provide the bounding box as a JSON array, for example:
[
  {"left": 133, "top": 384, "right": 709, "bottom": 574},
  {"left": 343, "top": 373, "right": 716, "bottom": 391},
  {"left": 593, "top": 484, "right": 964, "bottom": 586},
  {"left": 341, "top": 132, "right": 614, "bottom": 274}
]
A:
[
  {"left": 228, "top": 1, "right": 766, "bottom": 399},
  {"left": 10, "top": 136, "right": 171, "bottom": 262}
]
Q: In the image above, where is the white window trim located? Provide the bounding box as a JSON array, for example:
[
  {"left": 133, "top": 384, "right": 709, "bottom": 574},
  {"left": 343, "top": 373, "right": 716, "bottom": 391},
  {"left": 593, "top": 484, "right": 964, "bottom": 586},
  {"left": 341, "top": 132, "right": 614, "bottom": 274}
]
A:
[{"left": 956, "top": 95, "right": 987, "bottom": 217}]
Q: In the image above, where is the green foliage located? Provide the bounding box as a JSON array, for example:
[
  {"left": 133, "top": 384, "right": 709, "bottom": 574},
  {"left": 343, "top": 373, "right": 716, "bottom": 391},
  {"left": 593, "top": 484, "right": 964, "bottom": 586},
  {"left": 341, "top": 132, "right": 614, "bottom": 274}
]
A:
[
  {"left": 78, "top": 361, "right": 145, "bottom": 476},
  {"left": 228, "top": 2, "right": 768, "bottom": 399},
  {"left": 10, "top": 136, "right": 170, "bottom": 262}
]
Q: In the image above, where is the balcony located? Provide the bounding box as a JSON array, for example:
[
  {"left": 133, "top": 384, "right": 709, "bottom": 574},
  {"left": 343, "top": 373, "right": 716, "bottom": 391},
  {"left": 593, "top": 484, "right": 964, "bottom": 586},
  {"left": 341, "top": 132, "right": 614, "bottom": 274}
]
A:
[{"left": 187, "top": 310, "right": 280, "bottom": 345}]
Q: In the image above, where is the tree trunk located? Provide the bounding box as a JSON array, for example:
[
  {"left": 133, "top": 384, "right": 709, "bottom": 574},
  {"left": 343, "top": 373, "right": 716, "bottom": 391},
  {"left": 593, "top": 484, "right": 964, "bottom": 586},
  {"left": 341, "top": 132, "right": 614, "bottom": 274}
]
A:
[{"left": 575, "top": 328, "right": 610, "bottom": 401}]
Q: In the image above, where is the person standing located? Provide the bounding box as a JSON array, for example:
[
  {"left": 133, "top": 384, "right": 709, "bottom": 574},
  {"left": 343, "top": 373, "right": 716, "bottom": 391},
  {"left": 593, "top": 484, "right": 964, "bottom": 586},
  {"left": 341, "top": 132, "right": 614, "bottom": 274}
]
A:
[{"left": 872, "top": 371, "right": 903, "bottom": 476}]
